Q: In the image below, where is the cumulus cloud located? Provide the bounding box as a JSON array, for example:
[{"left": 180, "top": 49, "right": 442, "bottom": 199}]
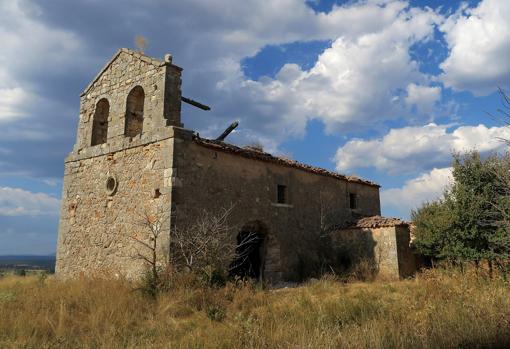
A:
[
  {"left": 0, "top": 187, "right": 60, "bottom": 216},
  {"left": 0, "top": 87, "right": 30, "bottom": 122},
  {"left": 0, "top": 0, "right": 90, "bottom": 179},
  {"left": 0, "top": 1, "right": 84, "bottom": 68},
  {"left": 149, "top": 0, "right": 415, "bottom": 65},
  {"left": 335, "top": 123, "right": 510, "bottom": 174},
  {"left": 224, "top": 3, "right": 441, "bottom": 137},
  {"left": 0, "top": 0, "right": 86, "bottom": 120},
  {"left": 405, "top": 83, "right": 441, "bottom": 115},
  {"left": 381, "top": 167, "right": 452, "bottom": 218},
  {"left": 0, "top": 0, "right": 445, "bottom": 177},
  {"left": 440, "top": 0, "right": 510, "bottom": 95}
]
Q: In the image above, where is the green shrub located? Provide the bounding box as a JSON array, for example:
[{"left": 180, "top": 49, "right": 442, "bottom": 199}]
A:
[{"left": 14, "top": 269, "right": 26, "bottom": 277}]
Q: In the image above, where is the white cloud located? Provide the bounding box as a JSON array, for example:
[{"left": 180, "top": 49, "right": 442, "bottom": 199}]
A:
[
  {"left": 0, "top": 0, "right": 444, "bottom": 155},
  {"left": 381, "top": 167, "right": 452, "bottom": 218},
  {"left": 0, "top": 87, "right": 31, "bottom": 121},
  {"left": 216, "top": 3, "right": 442, "bottom": 143},
  {"left": 405, "top": 83, "right": 441, "bottom": 115},
  {"left": 440, "top": 0, "right": 510, "bottom": 95},
  {"left": 0, "top": 0, "right": 86, "bottom": 123},
  {"left": 42, "top": 178, "right": 60, "bottom": 187},
  {"left": 0, "top": 1, "right": 85, "bottom": 74},
  {"left": 0, "top": 187, "right": 60, "bottom": 216},
  {"left": 335, "top": 123, "right": 510, "bottom": 174},
  {"left": 167, "top": 0, "right": 415, "bottom": 65}
]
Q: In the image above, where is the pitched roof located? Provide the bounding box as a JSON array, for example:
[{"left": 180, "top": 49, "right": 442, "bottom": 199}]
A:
[
  {"left": 193, "top": 136, "right": 379, "bottom": 187},
  {"left": 344, "top": 215, "right": 409, "bottom": 229},
  {"left": 80, "top": 48, "right": 167, "bottom": 97}
]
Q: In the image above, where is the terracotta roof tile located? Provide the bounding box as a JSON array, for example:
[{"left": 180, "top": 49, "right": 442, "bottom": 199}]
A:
[
  {"left": 193, "top": 136, "right": 379, "bottom": 187},
  {"left": 344, "top": 215, "right": 409, "bottom": 229}
]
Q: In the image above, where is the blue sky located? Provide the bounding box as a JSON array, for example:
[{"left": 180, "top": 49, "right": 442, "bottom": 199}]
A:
[{"left": 1, "top": 0, "right": 510, "bottom": 254}]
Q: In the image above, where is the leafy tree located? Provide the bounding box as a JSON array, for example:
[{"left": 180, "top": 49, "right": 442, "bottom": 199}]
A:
[
  {"left": 412, "top": 199, "right": 454, "bottom": 260},
  {"left": 412, "top": 151, "right": 510, "bottom": 272}
]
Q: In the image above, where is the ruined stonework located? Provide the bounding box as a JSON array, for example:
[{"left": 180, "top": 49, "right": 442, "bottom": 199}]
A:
[
  {"left": 56, "top": 48, "right": 416, "bottom": 282},
  {"left": 331, "top": 216, "right": 417, "bottom": 280}
]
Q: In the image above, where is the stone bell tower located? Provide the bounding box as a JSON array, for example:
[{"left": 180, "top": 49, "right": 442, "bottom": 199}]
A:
[{"left": 56, "top": 49, "right": 186, "bottom": 278}]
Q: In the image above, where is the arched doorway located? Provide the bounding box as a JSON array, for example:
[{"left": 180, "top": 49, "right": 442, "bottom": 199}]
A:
[{"left": 230, "top": 221, "right": 267, "bottom": 280}]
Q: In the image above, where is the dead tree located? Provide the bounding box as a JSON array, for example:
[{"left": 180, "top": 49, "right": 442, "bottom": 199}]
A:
[
  {"left": 132, "top": 203, "right": 261, "bottom": 286},
  {"left": 171, "top": 205, "right": 259, "bottom": 282},
  {"left": 131, "top": 207, "right": 169, "bottom": 288}
]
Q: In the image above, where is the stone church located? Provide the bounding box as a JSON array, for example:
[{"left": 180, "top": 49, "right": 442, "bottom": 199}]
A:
[{"left": 55, "top": 48, "right": 417, "bottom": 283}]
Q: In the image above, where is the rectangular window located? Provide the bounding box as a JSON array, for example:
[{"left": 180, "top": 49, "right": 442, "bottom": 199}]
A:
[
  {"left": 277, "top": 185, "right": 287, "bottom": 204},
  {"left": 349, "top": 193, "right": 357, "bottom": 209}
]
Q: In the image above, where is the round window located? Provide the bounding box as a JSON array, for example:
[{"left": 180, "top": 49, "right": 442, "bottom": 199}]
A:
[{"left": 105, "top": 176, "right": 118, "bottom": 196}]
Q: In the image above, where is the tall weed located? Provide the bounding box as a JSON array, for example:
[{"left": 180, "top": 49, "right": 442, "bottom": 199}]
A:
[{"left": 1, "top": 269, "right": 509, "bottom": 348}]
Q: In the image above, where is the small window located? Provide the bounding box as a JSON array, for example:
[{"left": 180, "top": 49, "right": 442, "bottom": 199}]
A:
[
  {"left": 349, "top": 193, "right": 357, "bottom": 209},
  {"left": 277, "top": 185, "right": 287, "bottom": 204}
]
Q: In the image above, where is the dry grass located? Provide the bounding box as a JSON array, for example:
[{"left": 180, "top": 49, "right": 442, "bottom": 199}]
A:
[{"left": 1, "top": 269, "right": 510, "bottom": 348}]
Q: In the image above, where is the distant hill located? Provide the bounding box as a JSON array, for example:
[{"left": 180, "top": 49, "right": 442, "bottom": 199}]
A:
[{"left": 0, "top": 255, "right": 56, "bottom": 273}]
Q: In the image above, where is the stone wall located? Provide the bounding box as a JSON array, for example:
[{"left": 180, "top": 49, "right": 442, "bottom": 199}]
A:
[
  {"left": 55, "top": 135, "right": 174, "bottom": 279},
  {"left": 395, "top": 225, "right": 418, "bottom": 278},
  {"left": 330, "top": 225, "right": 416, "bottom": 280},
  {"left": 171, "top": 135, "right": 381, "bottom": 282}
]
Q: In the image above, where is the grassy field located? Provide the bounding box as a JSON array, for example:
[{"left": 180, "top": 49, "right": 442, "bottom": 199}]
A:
[{"left": 1, "top": 270, "right": 510, "bottom": 349}]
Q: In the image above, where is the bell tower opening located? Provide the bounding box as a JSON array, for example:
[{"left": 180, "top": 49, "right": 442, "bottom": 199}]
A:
[
  {"left": 124, "top": 86, "right": 145, "bottom": 137},
  {"left": 91, "top": 98, "right": 109, "bottom": 146}
]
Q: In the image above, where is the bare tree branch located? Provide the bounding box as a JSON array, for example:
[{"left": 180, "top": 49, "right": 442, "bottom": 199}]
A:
[
  {"left": 170, "top": 204, "right": 239, "bottom": 278},
  {"left": 130, "top": 205, "right": 169, "bottom": 289}
]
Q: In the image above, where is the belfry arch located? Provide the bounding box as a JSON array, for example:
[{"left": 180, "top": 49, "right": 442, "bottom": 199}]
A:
[
  {"left": 124, "top": 86, "right": 145, "bottom": 137},
  {"left": 91, "top": 98, "right": 109, "bottom": 146}
]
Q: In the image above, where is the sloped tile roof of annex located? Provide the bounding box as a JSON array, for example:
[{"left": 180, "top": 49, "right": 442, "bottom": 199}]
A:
[
  {"left": 193, "top": 136, "right": 380, "bottom": 187},
  {"left": 343, "top": 215, "right": 409, "bottom": 229}
]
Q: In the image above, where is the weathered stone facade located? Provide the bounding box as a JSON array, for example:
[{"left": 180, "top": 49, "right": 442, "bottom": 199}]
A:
[
  {"left": 331, "top": 216, "right": 417, "bottom": 280},
  {"left": 56, "top": 48, "right": 416, "bottom": 282}
]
